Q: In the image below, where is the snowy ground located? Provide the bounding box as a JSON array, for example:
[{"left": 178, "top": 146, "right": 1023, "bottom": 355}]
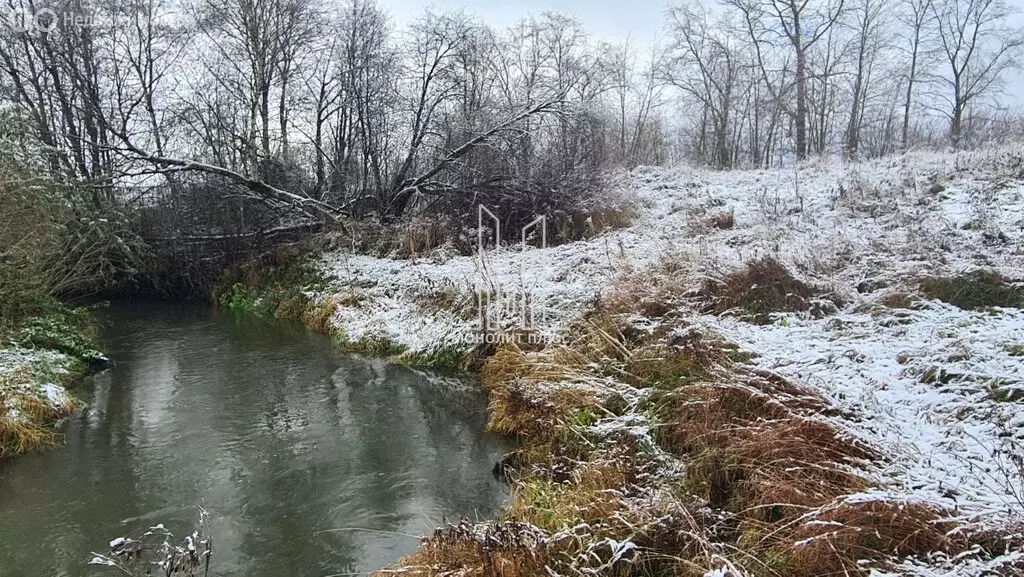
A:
[
  {"left": 316, "top": 144, "right": 1024, "bottom": 572},
  {"left": 0, "top": 347, "right": 77, "bottom": 427}
]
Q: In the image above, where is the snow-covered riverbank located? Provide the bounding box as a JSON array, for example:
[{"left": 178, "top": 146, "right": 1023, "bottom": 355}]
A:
[
  {"left": 314, "top": 144, "right": 1024, "bottom": 576},
  {"left": 317, "top": 145, "right": 1023, "bottom": 351},
  {"left": 0, "top": 347, "right": 80, "bottom": 455},
  {"left": 0, "top": 307, "right": 103, "bottom": 457}
]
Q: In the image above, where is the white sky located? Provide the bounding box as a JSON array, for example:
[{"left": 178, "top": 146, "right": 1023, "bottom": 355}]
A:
[
  {"left": 378, "top": 0, "right": 1024, "bottom": 108},
  {"left": 380, "top": 0, "right": 668, "bottom": 45}
]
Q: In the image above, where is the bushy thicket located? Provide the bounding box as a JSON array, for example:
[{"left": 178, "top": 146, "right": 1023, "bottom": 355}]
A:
[{"left": 0, "top": 114, "right": 143, "bottom": 332}]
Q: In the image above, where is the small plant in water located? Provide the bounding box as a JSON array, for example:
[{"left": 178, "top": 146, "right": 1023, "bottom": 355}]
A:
[{"left": 89, "top": 509, "right": 212, "bottom": 577}]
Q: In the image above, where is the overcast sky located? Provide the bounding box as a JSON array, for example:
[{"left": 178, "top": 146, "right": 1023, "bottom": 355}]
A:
[
  {"left": 377, "top": 0, "right": 1024, "bottom": 108},
  {"left": 380, "top": 0, "right": 667, "bottom": 45}
]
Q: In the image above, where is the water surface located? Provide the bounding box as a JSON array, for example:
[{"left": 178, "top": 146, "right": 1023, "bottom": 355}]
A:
[{"left": 0, "top": 303, "right": 508, "bottom": 577}]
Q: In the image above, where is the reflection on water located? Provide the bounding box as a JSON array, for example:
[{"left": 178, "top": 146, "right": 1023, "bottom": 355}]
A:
[{"left": 0, "top": 303, "right": 509, "bottom": 577}]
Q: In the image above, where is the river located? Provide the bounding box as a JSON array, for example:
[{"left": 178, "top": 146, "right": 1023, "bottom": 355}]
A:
[{"left": 0, "top": 303, "right": 509, "bottom": 577}]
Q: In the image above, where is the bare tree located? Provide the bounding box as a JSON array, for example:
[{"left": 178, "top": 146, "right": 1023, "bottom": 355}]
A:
[
  {"left": 806, "top": 22, "right": 846, "bottom": 154},
  {"left": 899, "top": 0, "right": 937, "bottom": 149},
  {"left": 667, "top": 3, "right": 744, "bottom": 168},
  {"left": 0, "top": 0, "right": 115, "bottom": 192},
  {"left": 193, "top": 0, "right": 296, "bottom": 173},
  {"left": 724, "top": 0, "right": 846, "bottom": 160},
  {"left": 933, "top": 0, "right": 1022, "bottom": 147},
  {"left": 273, "top": 0, "right": 323, "bottom": 162},
  {"left": 385, "top": 11, "right": 472, "bottom": 218},
  {"left": 843, "top": 0, "right": 889, "bottom": 158}
]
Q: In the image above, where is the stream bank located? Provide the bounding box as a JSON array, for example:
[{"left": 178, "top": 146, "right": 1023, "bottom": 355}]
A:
[
  {"left": 216, "top": 145, "right": 1024, "bottom": 577},
  {"left": 0, "top": 303, "right": 105, "bottom": 458}
]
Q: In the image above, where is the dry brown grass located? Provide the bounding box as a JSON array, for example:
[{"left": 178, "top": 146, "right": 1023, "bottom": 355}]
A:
[
  {"left": 550, "top": 204, "right": 637, "bottom": 245},
  {"left": 487, "top": 381, "right": 567, "bottom": 438},
  {"left": 481, "top": 343, "right": 604, "bottom": 439},
  {"left": 705, "top": 257, "right": 819, "bottom": 324},
  {"left": 712, "top": 211, "right": 736, "bottom": 230},
  {"left": 877, "top": 291, "right": 917, "bottom": 309},
  {"left": 340, "top": 216, "right": 457, "bottom": 259},
  {"left": 562, "top": 276, "right": 732, "bottom": 392},
  {"left": 771, "top": 499, "right": 958, "bottom": 576},
  {"left": 0, "top": 368, "right": 73, "bottom": 457},
  {"left": 648, "top": 358, "right": 961, "bottom": 576},
  {"left": 380, "top": 520, "right": 552, "bottom": 577},
  {"left": 511, "top": 475, "right": 625, "bottom": 534},
  {"left": 411, "top": 433, "right": 729, "bottom": 577},
  {"left": 0, "top": 403, "right": 60, "bottom": 456},
  {"left": 386, "top": 263, "right": 968, "bottom": 577},
  {"left": 658, "top": 380, "right": 863, "bottom": 502},
  {"left": 919, "top": 270, "right": 1024, "bottom": 310},
  {"left": 273, "top": 293, "right": 311, "bottom": 321},
  {"left": 301, "top": 296, "right": 338, "bottom": 333},
  {"left": 387, "top": 436, "right": 667, "bottom": 576},
  {"left": 479, "top": 345, "right": 537, "bottom": 390}
]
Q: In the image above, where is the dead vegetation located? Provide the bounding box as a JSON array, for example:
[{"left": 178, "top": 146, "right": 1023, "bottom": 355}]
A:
[
  {"left": 778, "top": 498, "right": 959, "bottom": 576},
  {"left": 703, "top": 257, "right": 837, "bottom": 324},
  {"left": 90, "top": 510, "right": 212, "bottom": 576},
  {"left": 642, "top": 334, "right": 951, "bottom": 576},
  {"left": 396, "top": 520, "right": 553, "bottom": 577},
  {"left": 712, "top": 211, "right": 736, "bottom": 230},
  {"left": 0, "top": 366, "right": 75, "bottom": 457},
  {"left": 325, "top": 199, "right": 636, "bottom": 261},
  {"left": 379, "top": 265, "right": 978, "bottom": 577}
]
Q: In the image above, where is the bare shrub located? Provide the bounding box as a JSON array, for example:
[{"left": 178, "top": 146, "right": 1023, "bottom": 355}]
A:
[
  {"left": 0, "top": 156, "right": 142, "bottom": 307},
  {"left": 89, "top": 512, "right": 212, "bottom": 577},
  {"left": 703, "top": 256, "right": 820, "bottom": 323},
  {"left": 711, "top": 210, "right": 735, "bottom": 229},
  {"left": 752, "top": 186, "right": 785, "bottom": 220}
]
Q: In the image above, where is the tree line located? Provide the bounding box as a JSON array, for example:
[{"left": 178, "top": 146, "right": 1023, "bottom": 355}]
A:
[
  {"left": 0, "top": 0, "right": 1019, "bottom": 294},
  {"left": 664, "top": 0, "right": 1022, "bottom": 168}
]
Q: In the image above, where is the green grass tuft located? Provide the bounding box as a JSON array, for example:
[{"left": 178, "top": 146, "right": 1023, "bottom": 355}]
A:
[
  {"left": 920, "top": 270, "right": 1024, "bottom": 310},
  {"left": 396, "top": 346, "right": 469, "bottom": 371},
  {"left": 333, "top": 332, "right": 408, "bottom": 357}
]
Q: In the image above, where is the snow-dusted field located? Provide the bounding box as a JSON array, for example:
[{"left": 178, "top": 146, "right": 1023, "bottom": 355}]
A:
[{"left": 317, "top": 145, "right": 1024, "bottom": 573}]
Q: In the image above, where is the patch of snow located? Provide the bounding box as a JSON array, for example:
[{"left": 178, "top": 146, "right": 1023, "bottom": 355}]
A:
[
  {"left": 88, "top": 555, "right": 117, "bottom": 566},
  {"left": 0, "top": 346, "right": 76, "bottom": 417}
]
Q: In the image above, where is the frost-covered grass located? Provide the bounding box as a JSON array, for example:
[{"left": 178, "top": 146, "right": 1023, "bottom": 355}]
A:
[
  {"left": 0, "top": 346, "right": 80, "bottom": 456},
  {"left": 302, "top": 144, "right": 1024, "bottom": 576},
  {"left": 0, "top": 305, "right": 101, "bottom": 457}
]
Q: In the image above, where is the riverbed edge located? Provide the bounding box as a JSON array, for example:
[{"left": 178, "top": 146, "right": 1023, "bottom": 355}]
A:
[
  {"left": 210, "top": 145, "right": 1024, "bottom": 576},
  {"left": 0, "top": 306, "right": 104, "bottom": 458},
  {"left": 212, "top": 258, "right": 1024, "bottom": 577}
]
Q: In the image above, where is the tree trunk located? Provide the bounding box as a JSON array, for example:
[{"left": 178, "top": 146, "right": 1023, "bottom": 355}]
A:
[
  {"left": 795, "top": 46, "right": 808, "bottom": 160},
  {"left": 901, "top": 40, "right": 919, "bottom": 150},
  {"left": 845, "top": 36, "right": 868, "bottom": 158},
  {"left": 951, "top": 101, "right": 963, "bottom": 148},
  {"left": 950, "top": 72, "right": 963, "bottom": 148}
]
